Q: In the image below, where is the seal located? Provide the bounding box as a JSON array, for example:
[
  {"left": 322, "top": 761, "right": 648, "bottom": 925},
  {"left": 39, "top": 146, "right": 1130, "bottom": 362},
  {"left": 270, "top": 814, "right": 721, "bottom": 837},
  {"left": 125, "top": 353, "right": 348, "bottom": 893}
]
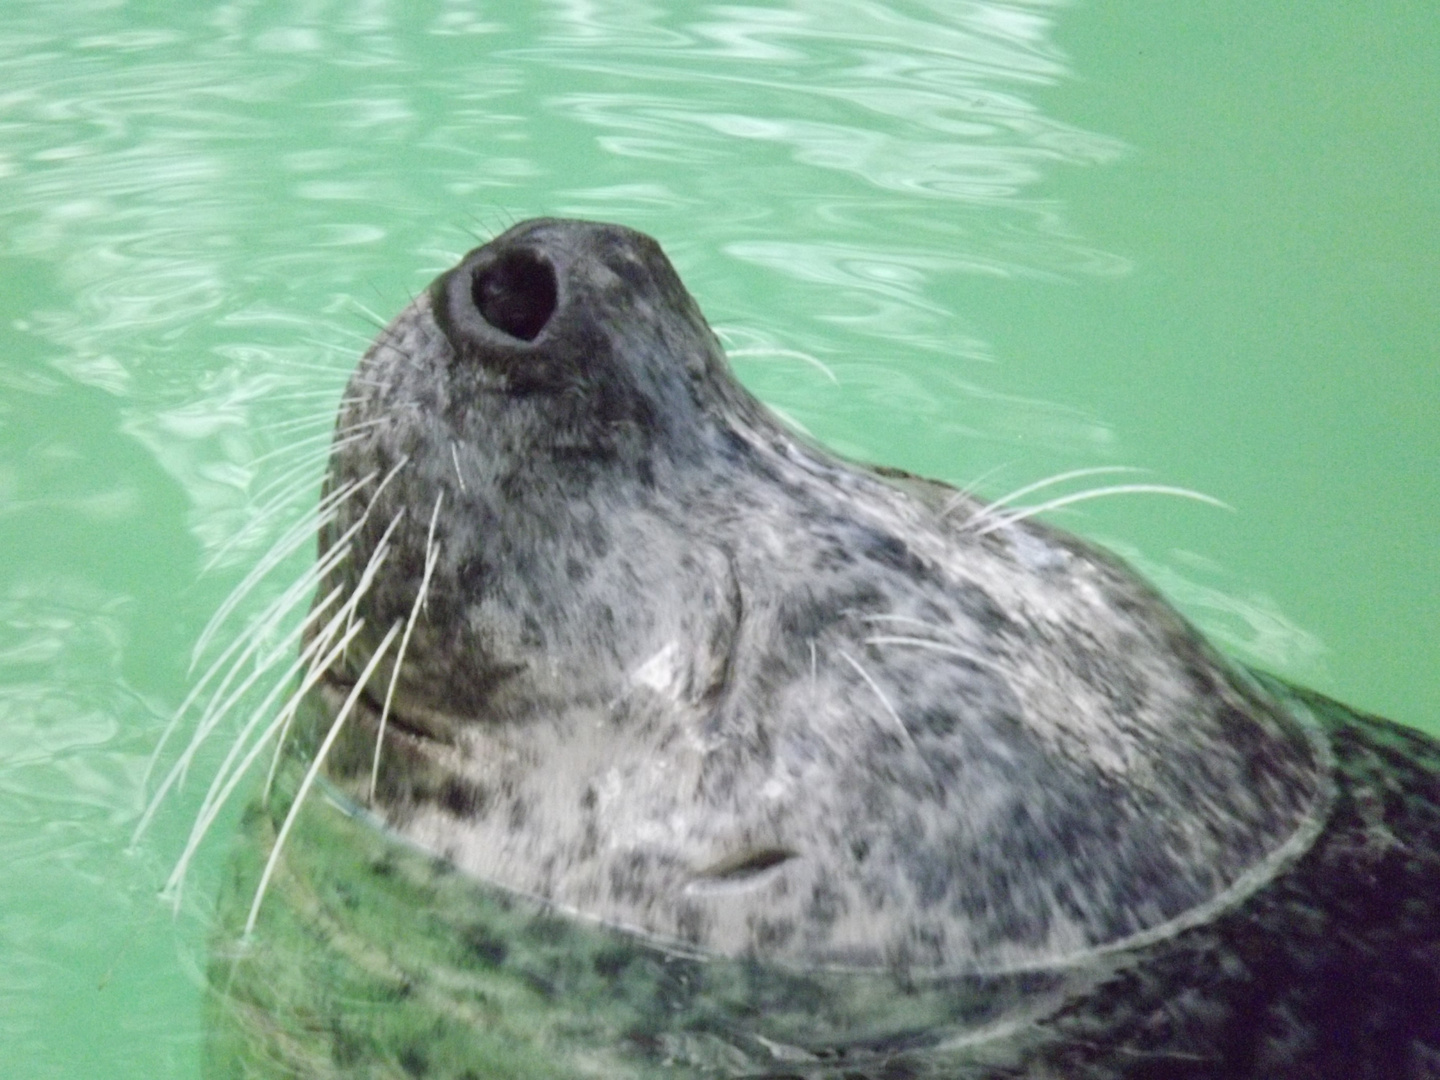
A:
[{"left": 204, "top": 219, "right": 1440, "bottom": 1079}]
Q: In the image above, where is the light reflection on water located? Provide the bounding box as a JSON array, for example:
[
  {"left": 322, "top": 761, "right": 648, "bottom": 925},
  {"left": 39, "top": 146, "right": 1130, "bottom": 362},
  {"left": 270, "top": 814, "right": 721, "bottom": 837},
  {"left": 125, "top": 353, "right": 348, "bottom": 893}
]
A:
[{"left": 1, "top": 0, "right": 1400, "bottom": 1076}]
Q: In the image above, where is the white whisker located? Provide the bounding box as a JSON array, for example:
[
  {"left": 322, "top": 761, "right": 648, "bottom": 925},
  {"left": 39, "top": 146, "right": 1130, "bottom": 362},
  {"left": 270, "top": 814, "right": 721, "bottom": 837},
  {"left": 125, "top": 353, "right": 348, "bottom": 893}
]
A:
[
  {"left": 838, "top": 649, "right": 917, "bottom": 752},
  {"left": 858, "top": 613, "right": 952, "bottom": 632},
  {"left": 253, "top": 387, "right": 347, "bottom": 404},
  {"left": 147, "top": 503, "right": 351, "bottom": 792},
  {"left": 198, "top": 449, "right": 348, "bottom": 576},
  {"left": 189, "top": 471, "right": 371, "bottom": 669},
  {"left": 726, "top": 347, "right": 838, "bottom": 384},
  {"left": 187, "top": 585, "right": 347, "bottom": 824},
  {"left": 962, "top": 467, "right": 1146, "bottom": 532},
  {"left": 327, "top": 322, "right": 392, "bottom": 349},
  {"left": 342, "top": 506, "right": 407, "bottom": 646},
  {"left": 184, "top": 541, "right": 357, "bottom": 770},
  {"left": 133, "top": 581, "right": 343, "bottom": 845},
  {"left": 191, "top": 453, "right": 407, "bottom": 670},
  {"left": 282, "top": 347, "right": 359, "bottom": 370},
  {"left": 243, "top": 436, "right": 362, "bottom": 507},
  {"left": 242, "top": 428, "right": 342, "bottom": 471},
  {"left": 249, "top": 411, "right": 338, "bottom": 440},
  {"left": 863, "top": 635, "right": 1005, "bottom": 674},
  {"left": 937, "top": 463, "right": 1011, "bottom": 521},
  {"left": 347, "top": 301, "right": 392, "bottom": 333},
  {"left": 369, "top": 491, "right": 444, "bottom": 802},
  {"left": 275, "top": 505, "right": 405, "bottom": 800},
  {"left": 243, "top": 619, "right": 402, "bottom": 937},
  {"left": 231, "top": 418, "right": 377, "bottom": 479},
  {"left": 972, "top": 485, "right": 1232, "bottom": 538},
  {"left": 159, "top": 606, "right": 366, "bottom": 908},
  {"left": 449, "top": 444, "right": 467, "bottom": 493}
]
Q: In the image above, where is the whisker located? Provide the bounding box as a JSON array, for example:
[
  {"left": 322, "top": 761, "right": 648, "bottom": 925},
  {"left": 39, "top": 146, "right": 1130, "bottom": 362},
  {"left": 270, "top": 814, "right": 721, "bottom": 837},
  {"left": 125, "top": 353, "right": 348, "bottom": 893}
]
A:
[
  {"left": 227, "top": 420, "right": 375, "bottom": 506},
  {"left": 280, "top": 348, "right": 360, "bottom": 371},
  {"left": 189, "top": 472, "right": 370, "bottom": 668},
  {"left": 163, "top": 614, "right": 371, "bottom": 912},
  {"left": 938, "top": 462, "right": 1011, "bottom": 521},
  {"left": 247, "top": 411, "right": 336, "bottom": 440},
  {"left": 155, "top": 589, "right": 354, "bottom": 895},
  {"left": 243, "top": 426, "right": 361, "bottom": 473},
  {"left": 838, "top": 649, "right": 917, "bottom": 752},
  {"left": 243, "top": 619, "right": 402, "bottom": 937},
  {"left": 191, "top": 453, "right": 407, "bottom": 671},
  {"left": 347, "top": 301, "right": 392, "bottom": 334},
  {"left": 862, "top": 635, "right": 1006, "bottom": 674},
  {"left": 238, "top": 387, "right": 348, "bottom": 408},
  {"left": 241, "top": 431, "right": 371, "bottom": 509},
  {"left": 231, "top": 453, "right": 336, "bottom": 521},
  {"left": 369, "top": 491, "right": 444, "bottom": 802},
  {"left": 962, "top": 467, "right": 1146, "bottom": 532},
  {"left": 148, "top": 502, "right": 350, "bottom": 790},
  {"left": 187, "top": 584, "right": 348, "bottom": 824},
  {"left": 972, "top": 484, "right": 1233, "bottom": 538},
  {"left": 857, "top": 613, "right": 964, "bottom": 641},
  {"left": 271, "top": 506, "right": 406, "bottom": 801},
  {"left": 327, "top": 323, "right": 388, "bottom": 350},
  {"left": 198, "top": 449, "right": 346, "bottom": 575},
  {"left": 330, "top": 416, "right": 386, "bottom": 444},
  {"left": 449, "top": 444, "right": 467, "bottom": 493},
  {"left": 185, "top": 535, "right": 361, "bottom": 768},
  {"left": 134, "top": 577, "right": 343, "bottom": 844},
  {"left": 341, "top": 506, "right": 407, "bottom": 646},
  {"left": 725, "top": 347, "right": 838, "bottom": 384}
]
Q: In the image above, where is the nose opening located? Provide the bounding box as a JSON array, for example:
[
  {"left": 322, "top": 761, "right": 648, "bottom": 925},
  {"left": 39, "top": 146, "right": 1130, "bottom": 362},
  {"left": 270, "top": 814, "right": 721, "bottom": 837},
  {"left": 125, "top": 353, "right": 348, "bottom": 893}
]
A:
[{"left": 471, "top": 248, "right": 557, "bottom": 342}]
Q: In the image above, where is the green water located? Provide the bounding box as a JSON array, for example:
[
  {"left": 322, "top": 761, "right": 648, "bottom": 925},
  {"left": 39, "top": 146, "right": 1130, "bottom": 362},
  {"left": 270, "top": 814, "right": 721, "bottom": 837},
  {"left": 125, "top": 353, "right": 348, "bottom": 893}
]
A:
[{"left": 0, "top": 1, "right": 1434, "bottom": 1077}]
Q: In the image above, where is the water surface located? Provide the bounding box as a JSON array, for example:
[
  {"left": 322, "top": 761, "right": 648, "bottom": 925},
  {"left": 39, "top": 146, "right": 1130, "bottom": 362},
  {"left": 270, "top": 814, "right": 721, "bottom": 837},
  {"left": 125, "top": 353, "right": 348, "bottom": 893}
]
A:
[{"left": 1, "top": 2, "right": 1435, "bottom": 1076}]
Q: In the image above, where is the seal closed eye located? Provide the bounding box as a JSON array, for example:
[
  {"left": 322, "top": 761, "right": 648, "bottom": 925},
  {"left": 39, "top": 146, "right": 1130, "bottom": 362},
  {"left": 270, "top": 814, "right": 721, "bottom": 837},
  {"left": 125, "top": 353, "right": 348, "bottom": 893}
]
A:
[{"left": 217, "top": 218, "right": 1440, "bottom": 1078}]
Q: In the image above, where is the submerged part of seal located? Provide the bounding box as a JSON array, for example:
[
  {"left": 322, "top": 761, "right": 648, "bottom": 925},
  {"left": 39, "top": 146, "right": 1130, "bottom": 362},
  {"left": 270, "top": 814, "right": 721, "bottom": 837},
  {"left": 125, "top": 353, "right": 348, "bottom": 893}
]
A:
[
  {"left": 309, "top": 219, "right": 1324, "bottom": 974},
  {"left": 204, "top": 219, "right": 1440, "bottom": 1080}
]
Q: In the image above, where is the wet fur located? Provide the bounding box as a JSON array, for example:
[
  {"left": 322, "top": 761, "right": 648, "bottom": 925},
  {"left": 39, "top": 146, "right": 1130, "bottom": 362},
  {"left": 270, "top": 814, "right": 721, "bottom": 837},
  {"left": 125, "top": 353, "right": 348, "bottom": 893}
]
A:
[
  {"left": 191, "top": 219, "right": 1440, "bottom": 1078},
  {"left": 311, "top": 220, "right": 1324, "bottom": 973}
]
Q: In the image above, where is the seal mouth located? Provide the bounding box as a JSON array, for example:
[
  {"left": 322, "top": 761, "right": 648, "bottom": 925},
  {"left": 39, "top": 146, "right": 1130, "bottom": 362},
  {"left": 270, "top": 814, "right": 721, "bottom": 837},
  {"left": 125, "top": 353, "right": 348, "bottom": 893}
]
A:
[{"left": 317, "top": 664, "right": 461, "bottom": 747}]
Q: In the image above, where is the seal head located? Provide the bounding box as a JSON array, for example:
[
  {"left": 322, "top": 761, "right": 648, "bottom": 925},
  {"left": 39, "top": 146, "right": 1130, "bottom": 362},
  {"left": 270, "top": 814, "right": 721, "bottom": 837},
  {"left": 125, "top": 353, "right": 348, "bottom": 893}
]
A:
[{"left": 313, "top": 218, "right": 1325, "bottom": 975}]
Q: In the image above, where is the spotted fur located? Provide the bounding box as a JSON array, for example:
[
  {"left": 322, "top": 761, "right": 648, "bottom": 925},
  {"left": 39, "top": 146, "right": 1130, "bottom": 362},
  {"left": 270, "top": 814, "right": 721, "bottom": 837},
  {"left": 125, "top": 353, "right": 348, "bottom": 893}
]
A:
[{"left": 207, "top": 220, "right": 1439, "bottom": 1078}]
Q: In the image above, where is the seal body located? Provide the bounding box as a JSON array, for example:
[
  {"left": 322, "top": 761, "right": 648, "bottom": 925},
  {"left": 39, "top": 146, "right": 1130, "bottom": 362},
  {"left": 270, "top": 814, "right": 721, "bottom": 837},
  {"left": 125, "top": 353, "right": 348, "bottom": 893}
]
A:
[{"left": 207, "top": 220, "right": 1440, "bottom": 1078}]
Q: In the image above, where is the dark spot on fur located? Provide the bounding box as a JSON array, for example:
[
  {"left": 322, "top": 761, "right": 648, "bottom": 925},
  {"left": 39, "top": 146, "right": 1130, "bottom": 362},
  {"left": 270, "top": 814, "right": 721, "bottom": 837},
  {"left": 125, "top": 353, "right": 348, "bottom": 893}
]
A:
[
  {"left": 508, "top": 796, "right": 530, "bottom": 829},
  {"left": 675, "top": 902, "right": 708, "bottom": 945},
  {"left": 523, "top": 913, "right": 570, "bottom": 946},
  {"left": 807, "top": 877, "right": 846, "bottom": 927},
  {"left": 860, "top": 530, "right": 931, "bottom": 579},
  {"left": 440, "top": 777, "right": 489, "bottom": 818},
  {"left": 752, "top": 917, "right": 797, "bottom": 950},
  {"left": 398, "top": 1044, "right": 428, "bottom": 1076},
  {"left": 592, "top": 946, "right": 636, "bottom": 979},
  {"left": 460, "top": 924, "right": 508, "bottom": 968},
  {"left": 609, "top": 851, "right": 652, "bottom": 906}
]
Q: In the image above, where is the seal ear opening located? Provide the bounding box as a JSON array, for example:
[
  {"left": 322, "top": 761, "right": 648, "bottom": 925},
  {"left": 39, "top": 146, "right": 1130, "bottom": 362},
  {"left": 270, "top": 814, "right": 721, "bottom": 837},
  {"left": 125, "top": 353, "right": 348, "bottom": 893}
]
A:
[{"left": 471, "top": 248, "right": 557, "bottom": 342}]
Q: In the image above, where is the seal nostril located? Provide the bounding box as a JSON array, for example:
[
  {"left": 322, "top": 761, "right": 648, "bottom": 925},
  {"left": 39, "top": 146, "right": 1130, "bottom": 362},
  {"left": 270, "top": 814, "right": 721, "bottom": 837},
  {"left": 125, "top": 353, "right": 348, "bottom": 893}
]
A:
[{"left": 471, "top": 248, "right": 557, "bottom": 342}]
